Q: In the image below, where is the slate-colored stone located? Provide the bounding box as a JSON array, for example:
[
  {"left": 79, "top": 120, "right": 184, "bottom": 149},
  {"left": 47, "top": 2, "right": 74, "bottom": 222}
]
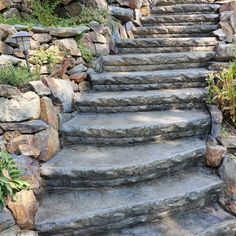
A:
[
  {"left": 0, "top": 120, "right": 48, "bottom": 134},
  {"left": 0, "top": 208, "right": 15, "bottom": 232}
]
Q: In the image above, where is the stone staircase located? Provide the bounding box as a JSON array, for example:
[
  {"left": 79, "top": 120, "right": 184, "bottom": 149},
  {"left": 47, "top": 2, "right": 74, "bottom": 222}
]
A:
[{"left": 35, "top": 1, "right": 236, "bottom": 235}]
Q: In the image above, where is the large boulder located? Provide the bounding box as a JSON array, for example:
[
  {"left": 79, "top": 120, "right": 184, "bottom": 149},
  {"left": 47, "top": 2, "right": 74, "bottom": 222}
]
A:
[
  {"left": 0, "top": 92, "right": 40, "bottom": 122},
  {"left": 8, "top": 190, "right": 38, "bottom": 230},
  {"left": 54, "top": 38, "right": 81, "bottom": 56},
  {"left": 42, "top": 77, "right": 74, "bottom": 112},
  {"left": 216, "top": 42, "right": 236, "bottom": 61},
  {"left": 34, "top": 127, "right": 60, "bottom": 162}
]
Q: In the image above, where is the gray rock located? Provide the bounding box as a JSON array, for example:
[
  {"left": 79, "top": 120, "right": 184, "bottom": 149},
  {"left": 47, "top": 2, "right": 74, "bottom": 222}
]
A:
[
  {"left": 3, "top": 7, "right": 20, "bottom": 19},
  {"left": 0, "top": 84, "right": 21, "bottom": 98},
  {"left": 32, "top": 33, "right": 52, "bottom": 44},
  {"left": 35, "top": 170, "right": 222, "bottom": 235},
  {"left": 107, "top": 204, "right": 236, "bottom": 236},
  {"left": 0, "top": 225, "right": 20, "bottom": 236},
  {"left": 42, "top": 77, "right": 74, "bottom": 112},
  {"left": 0, "top": 208, "right": 15, "bottom": 232},
  {"left": 54, "top": 38, "right": 81, "bottom": 56},
  {"left": 109, "top": 6, "right": 134, "bottom": 23},
  {"left": 75, "top": 87, "right": 207, "bottom": 113},
  {"left": 0, "top": 0, "right": 12, "bottom": 11},
  {"left": 0, "top": 40, "right": 13, "bottom": 55},
  {"left": 0, "top": 92, "right": 40, "bottom": 122},
  {"left": 41, "top": 138, "right": 206, "bottom": 188},
  {"left": 0, "top": 54, "right": 21, "bottom": 65},
  {"left": 0, "top": 120, "right": 48, "bottom": 134},
  {"left": 49, "top": 26, "right": 89, "bottom": 38},
  {"left": 20, "top": 81, "right": 51, "bottom": 96},
  {"left": 216, "top": 42, "right": 236, "bottom": 61},
  {"left": 17, "top": 231, "right": 39, "bottom": 236},
  {"left": 62, "top": 109, "right": 209, "bottom": 145},
  {"left": 68, "top": 64, "right": 87, "bottom": 75}
]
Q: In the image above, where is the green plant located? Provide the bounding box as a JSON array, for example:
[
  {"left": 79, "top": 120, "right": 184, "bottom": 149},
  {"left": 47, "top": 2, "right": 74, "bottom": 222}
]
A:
[
  {"left": 207, "top": 60, "right": 236, "bottom": 125},
  {"left": 78, "top": 42, "right": 93, "bottom": 63},
  {"left": 0, "top": 151, "right": 29, "bottom": 209},
  {"left": 0, "top": 64, "right": 39, "bottom": 87}
]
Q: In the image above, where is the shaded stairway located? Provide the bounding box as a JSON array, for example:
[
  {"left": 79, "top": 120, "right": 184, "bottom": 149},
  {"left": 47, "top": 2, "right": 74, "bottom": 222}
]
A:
[{"left": 36, "top": 1, "right": 236, "bottom": 235}]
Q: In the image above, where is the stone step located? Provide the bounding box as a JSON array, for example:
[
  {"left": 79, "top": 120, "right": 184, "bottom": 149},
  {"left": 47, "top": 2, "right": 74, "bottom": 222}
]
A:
[
  {"left": 62, "top": 110, "right": 210, "bottom": 145},
  {"left": 151, "top": 4, "right": 220, "bottom": 14},
  {"left": 117, "top": 37, "right": 217, "bottom": 54},
  {"left": 152, "top": 0, "right": 216, "bottom": 6},
  {"left": 133, "top": 25, "right": 218, "bottom": 37},
  {"left": 41, "top": 138, "right": 206, "bottom": 188},
  {"left": 75, "top": 88, "right": 207, "bottom": 113},
  {"left": 107, "top": 204, "right": 236, "bottom": 236},
  {"left": 90, "top": 68, "right": 209, "bottom": 91},
  {"left": 102, "top": 51, "right": 215, "bottom": 72},
  {"left": 35, "top": 170, "right": 222, "bottom": 235},
  {"left": 141, "top": 14, "right": 219, "bottom": 25}
]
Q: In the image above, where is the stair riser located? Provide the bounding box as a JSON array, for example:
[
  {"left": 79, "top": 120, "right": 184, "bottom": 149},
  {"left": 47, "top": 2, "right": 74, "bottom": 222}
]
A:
[
  {"left": 152, "top": 0, "right": 216, "bottom": 6},
  {"left": 118, "top": 46, "right": 215, "bottom": 54},
  {"left": 42, "top": 149, "right": 205, "bottom": 188},
  {"left": 141, "top": 14, "right": 219, "bottom": 25},
  {"left": 151, "top": 4, "right": 220, "bottom": 14},
  {"left": 63, "top": 125, "right": 210, "bottom": 146},
  {"left": 93, "top": 82, "right": 206, "bottom": 91},
  {"left": 133, "top": 25, "right": 218, "bottom": 35},
  {"left": 37, "top": 184, "right": 221, "bottom": 235},
  {"left": 103, "top": 62, "right": 210, "bottom": 72},
  {"left": 102, "top": 52, "right": 215, "bottom": 67}
]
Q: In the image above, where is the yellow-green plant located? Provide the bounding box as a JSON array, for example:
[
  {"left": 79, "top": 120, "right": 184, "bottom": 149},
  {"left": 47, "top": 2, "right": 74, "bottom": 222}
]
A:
[
  {"left": 0, "top": 64, "right": 39, "bottom": 87},
  {"left": 207, "top": 60, "right": 236, "bottom": 125},
  {"left": 0, "top": 151, "right": 29, "bottom": 209}
]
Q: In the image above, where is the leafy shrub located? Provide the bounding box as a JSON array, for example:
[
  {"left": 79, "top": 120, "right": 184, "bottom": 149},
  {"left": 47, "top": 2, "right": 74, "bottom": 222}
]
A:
[
  {"left": 0, "top": 151, "right": 29, "bottom": 209},
  {"left": 78, "top": 42, "right": 93, "bottom": 63},
  {"left": 0, "top": 64, "right": 39, "bottom": 87},
  {"left": 207, "top": 60, "right": 236, "bottom": 125}
]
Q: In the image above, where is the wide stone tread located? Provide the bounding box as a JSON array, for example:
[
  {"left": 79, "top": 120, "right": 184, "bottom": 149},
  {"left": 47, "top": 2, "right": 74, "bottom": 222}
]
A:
[
  {"left": 133, "top": 25, "right": 218, "bottom": 36},
  {"left": 116, "top": 37, "right": 217, "bottom": 48},
  {"left": 35, "top": 170, "right": 222, "bottom": 235},
  {"left": 102, "top": 51, "right": 215, "bottom": 66},
  {"left": 152, "top": 0, "right": 216, "bottom": 5},
  {"left": 41, "top": 138, "right": 206, "bottom": 188},
  {"left": 151, "top": 4, "right": 220, "bottom": 14},
  {"left": 141, "top": 14, "right": 219, "bottom": 25},
  {"left": 91, "top": 68, "right": 210, "bottom": 86},
  {"left": 75, "top": 88, "right": 207, "bottom": 113},
  {"left": 62, "top": 110, "right": 210, "bottom": 145},
  {"left": 107, "top": 204, "right": 236, "bottom": 236}
]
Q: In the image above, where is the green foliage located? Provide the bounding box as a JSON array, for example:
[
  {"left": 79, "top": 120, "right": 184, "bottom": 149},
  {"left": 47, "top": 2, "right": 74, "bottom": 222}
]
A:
[
  {"left": 0, "top": 151, "right": 29, "bottom": 209},
  {"left": 0, "top": 64, "right": 39, "bottom": 87},
  {"left": 72, "top": 6, "right": 108, "bottom": 25},
  {"left": 207, "top": 60, "right": 236, "bottom": 125},
  {"left": 0, "top": 2, "right": 108, "bottom": 27},
  {"left": 78, "top": 41, "right": 93, "bottom": 63}
]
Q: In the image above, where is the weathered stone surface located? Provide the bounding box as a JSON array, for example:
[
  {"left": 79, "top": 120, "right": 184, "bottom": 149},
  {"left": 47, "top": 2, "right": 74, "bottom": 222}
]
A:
[
  {"left": 70, "top": 73, "right": 87, "bottom": 84},
  {"left": 220, "top": 154, "right": 236, "bottom": 215},
  {"left": 220, "top": 1, "right": 236, "bottom": 13},
  {"left": 219, "top": 21, "right": 234, "bottom": 42},
  {"left": 21, "top": 81, "right": 51, "bottom": 96},
  {"left": 62, "top": 110, "right": 209, "bottom": 145},
  {"left": 40, "top": 97, "right": 59, "bottom": 130},
  {"left": 17, "top": 231, "right": 39, "bottom": 236},
  {"left": 0, "top": 0, "right": 12, "bottom": 11},
  {"left": 219, "top": 136, "right": 236, "bottom": 149},
  {"left": 54, "top": 38, "right": 81, "bottom": 56},
  {"left": 109, "top": 6, "right": 134, "bottom": 23},
  {"left": 41, "top": 138, "right": 205, "bottom": 188},
  {"left": 216, "top": 42, "right": 236, "bottom": 61},
  {"left": 0, "top": 92, "right": 40, "bottom": 122},
  {"left": 3, "top": 7, "right": 20, "bottom": 19},
  {"left": 18, "top": 144, "right": 40, "bottom": 159},
  {"left": 32, "top": 33, "right": 52, "bottom": 44},
  {"left": 6, "top": 135, "right": 34, "bottom": 154},
  {"left": 107, "top": 204, "right": 236, "bottom": 236},
  {"left": 0, "top": 85, "right": 20, "bottom": 98},
  {"left": 0, "top": 208, "right": 15, "bottom": 232},
  {"left": 75, "top": 87, "right": 207, "bottom": 113},
  {"left": 0, "top": 120, "right": 48, "bottom": 134},
  {"left": 42, "top": 77, "right": 74, "bottom": 112},
  {"left": 95, "top": 43, "right": 110, "bottom": 56},
  {"left": 36, "top": 171, "right": 221, "bottom": 234},
  {"left": 0, "top": 40, "right": 13, "bottom": 55},
  {"left": 12, "top": 154, "right": 40, "bottom": 189},
  {"left": 49, "top": 26, "right": 89, "bottom": 38},
  {"left": 84, "top": 0, "right": 108, "bottom": 9},
  {"left": 34, "top": 127, "right": 60, "bottom": 162},
  {"left": 206, "top": 143, "right": 226, "bottom": 167},
  {"left": 0, "top": 225, "right": 20, "bottom": 236},
  {"left": 8, "top": 190, "right": 38, "bottom": 230},
  {"left": 0, "top": 24, "right": 16, "bottom": 41},
  {"left": 68, "top": 64, "right": 87, "bottom": 75}
]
